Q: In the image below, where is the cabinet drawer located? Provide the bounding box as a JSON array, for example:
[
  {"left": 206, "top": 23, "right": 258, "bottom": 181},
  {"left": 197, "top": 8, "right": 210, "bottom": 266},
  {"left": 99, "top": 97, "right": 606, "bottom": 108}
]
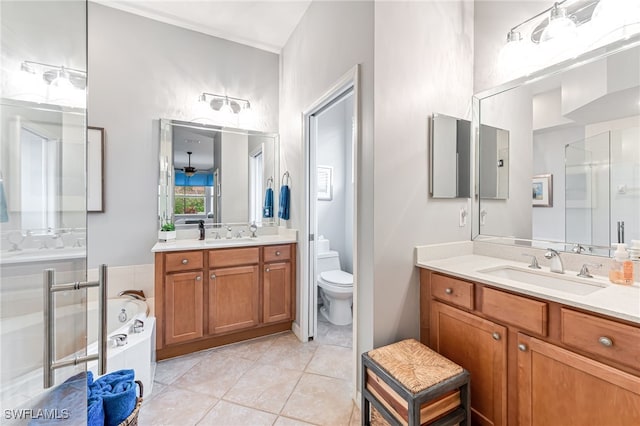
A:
[
  {"left": 264, "top": 245, "right": 291, "bottom": 263},
  {"left": 209, "top": 247, "right": 259, "bottom": 268},
  {"left": 165, "top": 251, "right": 204, "bottom": 273},
  {"left": 561, "top": 308, "right": 640, "bottom": 370},
  {"left": 481, "top": 287, "right": 548, "bottom": 336},
  {"left": 431, "top": 274, "right": 474, "bottom": 310}
]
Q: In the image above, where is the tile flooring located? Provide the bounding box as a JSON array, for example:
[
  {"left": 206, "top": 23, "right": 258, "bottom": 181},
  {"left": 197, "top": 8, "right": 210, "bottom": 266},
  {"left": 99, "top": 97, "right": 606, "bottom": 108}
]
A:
[{"left": 140, "top": 312, "right": 358, "bottom": 425}]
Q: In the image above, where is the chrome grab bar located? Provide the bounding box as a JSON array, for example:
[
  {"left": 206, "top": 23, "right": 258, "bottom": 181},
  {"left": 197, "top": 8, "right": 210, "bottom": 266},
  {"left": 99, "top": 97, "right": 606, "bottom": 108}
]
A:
[{"left": 43, "top": 264, "right": 108, "bottom": 388}]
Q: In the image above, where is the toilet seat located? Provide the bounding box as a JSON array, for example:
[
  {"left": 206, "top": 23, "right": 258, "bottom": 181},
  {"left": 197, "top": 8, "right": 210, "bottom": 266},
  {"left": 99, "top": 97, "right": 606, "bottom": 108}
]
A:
[{"left": 319, "top": 270, "right": 353, "bottom": 287}]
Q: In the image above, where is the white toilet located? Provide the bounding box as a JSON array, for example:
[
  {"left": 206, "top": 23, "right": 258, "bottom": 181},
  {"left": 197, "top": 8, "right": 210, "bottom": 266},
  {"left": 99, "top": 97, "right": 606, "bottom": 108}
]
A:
[{"left": 317, "top": 242, "right": 353, "bottom": 326}]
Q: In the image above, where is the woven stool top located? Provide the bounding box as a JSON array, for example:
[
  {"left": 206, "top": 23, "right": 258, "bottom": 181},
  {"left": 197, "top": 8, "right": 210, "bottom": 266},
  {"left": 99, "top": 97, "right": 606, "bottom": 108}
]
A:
[{"left": 367, "top": 339, "right": 463, "bottom": 394}]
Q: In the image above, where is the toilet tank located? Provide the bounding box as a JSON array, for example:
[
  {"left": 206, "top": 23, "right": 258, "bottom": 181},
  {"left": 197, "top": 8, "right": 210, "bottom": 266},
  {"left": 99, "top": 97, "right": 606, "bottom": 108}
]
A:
[{"left": 317, "top": 250, "right": 341, "bottom": 274}]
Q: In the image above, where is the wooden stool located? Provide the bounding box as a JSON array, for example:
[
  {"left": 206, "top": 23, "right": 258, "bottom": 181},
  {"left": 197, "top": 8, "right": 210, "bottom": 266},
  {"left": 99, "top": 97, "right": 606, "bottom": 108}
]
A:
[{"left": 362, "top": 339, "right": 470, "bottom": 426}]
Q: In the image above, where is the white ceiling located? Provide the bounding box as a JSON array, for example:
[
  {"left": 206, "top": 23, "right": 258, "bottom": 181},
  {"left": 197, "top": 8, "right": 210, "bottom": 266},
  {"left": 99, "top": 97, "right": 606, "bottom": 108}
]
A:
[{"left": 93, "top": 0, "right": 312, "bottom": 53}]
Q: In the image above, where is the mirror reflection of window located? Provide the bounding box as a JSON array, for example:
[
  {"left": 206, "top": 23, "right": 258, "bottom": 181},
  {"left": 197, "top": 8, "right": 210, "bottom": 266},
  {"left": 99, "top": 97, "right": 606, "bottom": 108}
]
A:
[
  {"left": 249, "top": 148, "right": 264, "bottom": 225},
  {"left": 173, "top": 172, "right": 214, "bottom": 217},
  {"left": 20, "top": 127, "right": 61, "bottom": 230}
]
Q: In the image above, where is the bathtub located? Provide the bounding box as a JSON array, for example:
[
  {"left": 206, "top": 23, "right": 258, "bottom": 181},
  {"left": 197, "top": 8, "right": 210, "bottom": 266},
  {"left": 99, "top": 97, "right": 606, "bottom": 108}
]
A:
[{"left": 0, "top": 297, "right": 156, "bottom": 411}]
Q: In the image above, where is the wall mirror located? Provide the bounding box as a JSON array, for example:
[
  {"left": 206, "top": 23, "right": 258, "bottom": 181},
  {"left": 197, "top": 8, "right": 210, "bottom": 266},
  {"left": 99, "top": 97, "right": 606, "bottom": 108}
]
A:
[
  {"left": 473, "top": 37, "right": 640, "bottom": 256},
  {"left": 430, "top": 113, "right": 471, "bottom": 198},
  {"left": 158, "top": 119, "right": 279, "bottom": 228}
]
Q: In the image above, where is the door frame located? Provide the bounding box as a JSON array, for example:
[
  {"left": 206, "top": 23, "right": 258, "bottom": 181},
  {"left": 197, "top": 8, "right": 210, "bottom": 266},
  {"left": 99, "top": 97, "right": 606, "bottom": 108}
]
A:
[{"left": 299, "top": 65, "right": 360, "bottom": 398}]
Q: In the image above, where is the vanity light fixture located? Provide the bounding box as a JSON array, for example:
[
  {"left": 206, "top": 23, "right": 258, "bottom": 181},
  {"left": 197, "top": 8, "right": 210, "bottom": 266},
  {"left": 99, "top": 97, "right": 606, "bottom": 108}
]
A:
[
  {"left": 497, "top": 0, "right": 640, "bottom": 75},
  {"left": 198, "top": 92, "right": 251, "bottom": 115},
  {"left": 21, "top": 60, "right": 86, "bottom": 89}
]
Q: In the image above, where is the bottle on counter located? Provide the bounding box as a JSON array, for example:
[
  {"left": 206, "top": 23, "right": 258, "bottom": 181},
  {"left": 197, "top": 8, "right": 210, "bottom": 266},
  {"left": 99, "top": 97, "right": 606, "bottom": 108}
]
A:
[{"left": 609, "top": 243, "right": 633, "bottom": 285}]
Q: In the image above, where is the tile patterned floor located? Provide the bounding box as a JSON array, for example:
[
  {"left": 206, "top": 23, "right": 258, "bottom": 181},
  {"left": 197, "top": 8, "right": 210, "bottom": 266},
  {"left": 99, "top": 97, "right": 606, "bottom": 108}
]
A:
[{"left": 140, "top": 316, "right": 356, "bottom": 426}]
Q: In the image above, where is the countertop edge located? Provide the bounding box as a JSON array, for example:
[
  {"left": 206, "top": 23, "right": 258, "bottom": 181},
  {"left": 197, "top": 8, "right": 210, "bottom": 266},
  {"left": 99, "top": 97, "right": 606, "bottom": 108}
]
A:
[
  {"left": 416, "top": 257, "right": 640, "bottom": 325},
  {"left": 151, "top": 236, "right": 297, "bottom": 253}
]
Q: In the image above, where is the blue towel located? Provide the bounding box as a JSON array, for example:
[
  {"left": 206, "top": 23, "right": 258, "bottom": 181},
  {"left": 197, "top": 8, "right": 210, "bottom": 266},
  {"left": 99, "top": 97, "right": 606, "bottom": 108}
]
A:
[
  {"left": 278, "top": 185, "right": 290, "bottom": 220},
  {"left": 87, "top": 370, "right": 136, "bottom": 426},
  {"left": 263, "top": 187, "right": 274, "bottom": 218}
]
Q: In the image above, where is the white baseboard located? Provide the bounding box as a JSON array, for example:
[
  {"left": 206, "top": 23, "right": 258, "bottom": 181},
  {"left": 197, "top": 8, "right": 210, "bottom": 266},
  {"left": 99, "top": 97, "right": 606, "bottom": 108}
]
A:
[{"left": 292, "top": 321, "right": 304, "bottom": 342}]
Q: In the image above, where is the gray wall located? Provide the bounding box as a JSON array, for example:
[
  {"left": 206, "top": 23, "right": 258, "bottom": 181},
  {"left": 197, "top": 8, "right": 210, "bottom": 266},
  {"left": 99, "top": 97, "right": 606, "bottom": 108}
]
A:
[
  {"left": 87, "top": 3, "right": 279, "bottom": 267},
  {"left": 279, "top": 0, "right": 375, "bottom": 381},
  {"left": 373, "top": 0, "right": 474, "bottom": 347}
]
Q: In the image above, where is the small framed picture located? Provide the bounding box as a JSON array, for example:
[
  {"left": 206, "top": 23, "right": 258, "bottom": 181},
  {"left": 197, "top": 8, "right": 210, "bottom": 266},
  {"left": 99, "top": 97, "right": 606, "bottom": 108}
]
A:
[
  {"left": 532, "top": 174, "right": 553, "bottom": 207},
  {"left": 317, "top": 166, "right": 333, "bottom": 201}
]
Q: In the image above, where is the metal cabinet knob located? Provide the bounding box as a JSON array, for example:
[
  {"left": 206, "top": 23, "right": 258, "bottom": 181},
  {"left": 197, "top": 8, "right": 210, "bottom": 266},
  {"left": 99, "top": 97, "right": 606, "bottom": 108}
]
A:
[
  {"left": 195, "top": 276, "right": 201, "bottom": 281},
  {"left": 265, "top": 268, "right": 270, "bottom": 272},
  {"left": 445, "top": 288, "right": 453, "bottom": 295},
  {"left": 276, "top": 251, "right": 281, "bottom": 256},
  {"left": 518, "top": 343, "right": 527, "bottom": 352},
  {"left": 598, "top": 336, "right": 613, "bottom": 347},
  {"left": 492, "top": 332, "right": 501, "bottom": 341},
  {"left": 210, "top": 274, "right": 216, "bottom": 279},
  {"left": 182, "top": 259, "right": 188, "bottom": 265}
]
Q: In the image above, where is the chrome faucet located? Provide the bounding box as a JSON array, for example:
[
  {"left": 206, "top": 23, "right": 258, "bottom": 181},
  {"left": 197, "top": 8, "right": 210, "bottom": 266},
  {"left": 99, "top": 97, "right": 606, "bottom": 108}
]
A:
[
  {"left": 521, "top": 254, "right": 541, "bottom": 269},
  {"left": 118, "top": 290, "right": 146, "bottom": 301},
  {"left": 544, "top": 249, "right": 564, "bottom": 274},
  {"left": 578, "top": 263, "right": 602, "bottom": 278},
  {"left": 572, "top": 244, "right": 586, "bottom": 254}
]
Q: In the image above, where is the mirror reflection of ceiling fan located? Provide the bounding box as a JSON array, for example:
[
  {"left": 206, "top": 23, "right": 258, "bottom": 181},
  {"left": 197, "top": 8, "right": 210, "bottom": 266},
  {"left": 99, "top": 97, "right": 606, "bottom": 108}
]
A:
[{"left": 183, "top": 151, "right": 197, "bottom": 176}]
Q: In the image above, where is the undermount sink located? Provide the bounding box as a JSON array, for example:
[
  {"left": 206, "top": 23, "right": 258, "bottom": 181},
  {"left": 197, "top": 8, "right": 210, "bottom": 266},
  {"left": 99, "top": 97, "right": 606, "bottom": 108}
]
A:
[
  {"left": 477, "top": 266, "right": 606, "bottom": 296},
  {"left": 205, "top": 237, "right": 256, "bottom": 245}
]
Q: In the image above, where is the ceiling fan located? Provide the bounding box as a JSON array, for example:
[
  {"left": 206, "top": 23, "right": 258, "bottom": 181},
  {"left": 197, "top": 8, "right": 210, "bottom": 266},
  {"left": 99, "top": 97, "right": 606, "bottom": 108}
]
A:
[{"left": 183, "top": 151, "right": 197, "bottom": 177}]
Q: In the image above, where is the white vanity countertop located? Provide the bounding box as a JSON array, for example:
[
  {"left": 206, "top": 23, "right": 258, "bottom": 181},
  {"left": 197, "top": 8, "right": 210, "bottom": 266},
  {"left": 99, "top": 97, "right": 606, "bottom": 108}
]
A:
[
  {"left": 416, "top": 253, "right": 640, "bottom": 324},
  {"left": 151, "top": 233, "right": 297, "bottom": 253}
]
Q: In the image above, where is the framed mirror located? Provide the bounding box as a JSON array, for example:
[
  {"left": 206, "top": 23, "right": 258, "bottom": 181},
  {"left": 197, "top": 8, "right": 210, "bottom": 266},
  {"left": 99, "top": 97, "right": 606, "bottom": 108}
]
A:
[
  {"left": 158, "top": 119, "right": 279, "bottom": 228},
  {"left": 473, "top": 37, "right": 640, "bottom": 256},
  {"left": 430, "top": 113, "right": 471, "bottom": 198}
]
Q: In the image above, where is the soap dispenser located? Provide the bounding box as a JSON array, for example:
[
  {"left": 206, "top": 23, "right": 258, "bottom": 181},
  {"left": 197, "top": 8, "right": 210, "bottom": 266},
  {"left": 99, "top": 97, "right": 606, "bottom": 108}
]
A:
[{"left": 609, "top": 243, "right": 633, "bottom": 285}]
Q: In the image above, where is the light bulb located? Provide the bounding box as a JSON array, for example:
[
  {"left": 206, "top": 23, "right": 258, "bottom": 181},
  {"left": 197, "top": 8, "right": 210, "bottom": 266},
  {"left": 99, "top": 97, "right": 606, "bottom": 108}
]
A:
[
  {"left": 498, "top": 30, "right": 535, "bottom": 78},
  {"left": 48, "top": 68, "right": 75, "bottom": 104},
  {"left": 11, "top": 62, "right": 46, "bottom": 102},
  {"left": 220, "top": 98, "right": 234, "bottom": 115},
  {"left": 590, "top": 0, "right": 640, "bottom": 47},
  {"left": 540, "top": 5, "right": 577, "bottom": 43}
]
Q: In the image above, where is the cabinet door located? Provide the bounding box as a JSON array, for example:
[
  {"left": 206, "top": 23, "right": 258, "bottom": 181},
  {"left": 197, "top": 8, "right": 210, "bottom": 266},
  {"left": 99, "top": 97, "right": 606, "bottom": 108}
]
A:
[
  {"left": 263, "top": 261, "right": 292, "bottom": 323},
  {"left": 431, "top": 301, "right": 507, "bottom": 426},
  {"left": 209, "top": 265, "right": 260, "bottom": 334},
  {"left": 165, "top": 271, "right": 204, "bottom": 345},
  {"left": 518, "top": 333, "right": 640, "bottom": 426}
]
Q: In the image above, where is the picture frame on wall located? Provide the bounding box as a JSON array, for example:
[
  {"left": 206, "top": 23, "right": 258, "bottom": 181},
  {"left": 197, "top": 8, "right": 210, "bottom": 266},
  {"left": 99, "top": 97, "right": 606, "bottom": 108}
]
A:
[
  {"left": 317, "top": 166, "right": 333, "bottom": 201},
  {"left": 88, "top": 126, "right": 105, "bottom": 212},
  {"left": 532, "top": 174, "right": 553, "bottom": 207}
]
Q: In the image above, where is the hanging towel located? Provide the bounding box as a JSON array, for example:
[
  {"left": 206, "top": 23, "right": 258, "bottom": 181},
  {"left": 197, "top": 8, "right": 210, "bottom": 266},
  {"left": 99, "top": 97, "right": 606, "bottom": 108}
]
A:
[
  {"left": 278, "top": 184, "right": 290, "bottom": 220},
  {"left": 263, "top": 187, "right": 274, "bottom": 218}
]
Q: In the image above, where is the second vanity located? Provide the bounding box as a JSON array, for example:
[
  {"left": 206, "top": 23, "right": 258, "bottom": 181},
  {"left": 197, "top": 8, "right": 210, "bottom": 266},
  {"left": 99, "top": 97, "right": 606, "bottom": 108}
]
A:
[
  {"left": 152, "top": 233, "right": 296, "bottom": 360},
  {"left": 416, "top": 243, "right": 640, "bottom": 426}
]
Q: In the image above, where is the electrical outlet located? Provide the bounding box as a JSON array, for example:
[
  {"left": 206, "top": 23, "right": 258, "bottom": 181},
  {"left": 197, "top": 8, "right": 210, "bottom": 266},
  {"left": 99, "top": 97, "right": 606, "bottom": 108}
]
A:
[{"left": 459, "top": 207, "right": 467, "bottom": 227}]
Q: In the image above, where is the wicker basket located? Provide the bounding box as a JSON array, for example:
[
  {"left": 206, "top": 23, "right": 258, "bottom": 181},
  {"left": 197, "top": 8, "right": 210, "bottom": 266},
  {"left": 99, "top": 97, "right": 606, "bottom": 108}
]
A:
[{"left": 118, "top": 380, "right": 144, "bottom": 426}]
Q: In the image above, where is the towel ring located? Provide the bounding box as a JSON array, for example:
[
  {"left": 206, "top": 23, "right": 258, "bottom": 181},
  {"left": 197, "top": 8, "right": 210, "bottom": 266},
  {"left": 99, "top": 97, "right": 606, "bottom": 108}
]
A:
[
  {"left": 282, "top": 171, "right": 290, "bottom": 186},
  {"left": 266, "top": 177, "right": 274, "bottom": 189}
]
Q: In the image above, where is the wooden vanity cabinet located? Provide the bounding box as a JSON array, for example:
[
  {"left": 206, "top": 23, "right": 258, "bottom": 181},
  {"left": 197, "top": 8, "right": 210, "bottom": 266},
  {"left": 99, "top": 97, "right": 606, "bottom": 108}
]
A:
[
  {"left": 155, "top": 243, "right": 296, "bottom": 360},
  {"left": 420, "top": 269, "right": 640, "bottom": 426},
  {"left": 263, "top": 245, "right": 293, "bottom": 323}
]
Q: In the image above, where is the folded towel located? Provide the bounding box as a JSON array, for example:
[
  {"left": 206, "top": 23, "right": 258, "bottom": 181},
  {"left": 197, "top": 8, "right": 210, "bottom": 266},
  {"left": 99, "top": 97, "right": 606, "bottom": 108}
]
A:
[
  {"left": 263, "top": 187, "right": 274, "bottom": 218},
  {"left": 101, "top": 381, "right": 136, "bottom": 426},
  {"left": 0, "top": 174, "right": 8, "bottom": 223},
  {"left": 88, "top": 369, "right": 136, "bottom": 426},
  {"left": 278, "top": 185, "right": 290, "bottom": 220}
]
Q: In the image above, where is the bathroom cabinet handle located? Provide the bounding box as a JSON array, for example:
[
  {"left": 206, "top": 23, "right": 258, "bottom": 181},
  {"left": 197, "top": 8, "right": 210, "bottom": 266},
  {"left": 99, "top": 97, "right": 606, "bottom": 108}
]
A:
[
  {"left": 276, "top": 251, "right": 281, "bottom": 256},
  {"left": 182, "top": 259, "right": 188, "bottom": 265},
  {"left": 518, "top": 343, "right": 527, "bottom": 352},
  {"left": 196, "top": 275, "right": 201, "bottom": 281},
  {"left": 445, "top": 288, "right": 453, "bottom": 295},
  {"left": 492, "top": 332, "right": 501, "bottom": 341},
  {"left": 598, "top": 336, "right": 613, "bottom": 347},
  {"left": 265, "top": 268, "right": 270, "bottom": 272},
  {"left": 210, "top": 274, "right": 216, "bottom": 279}
]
